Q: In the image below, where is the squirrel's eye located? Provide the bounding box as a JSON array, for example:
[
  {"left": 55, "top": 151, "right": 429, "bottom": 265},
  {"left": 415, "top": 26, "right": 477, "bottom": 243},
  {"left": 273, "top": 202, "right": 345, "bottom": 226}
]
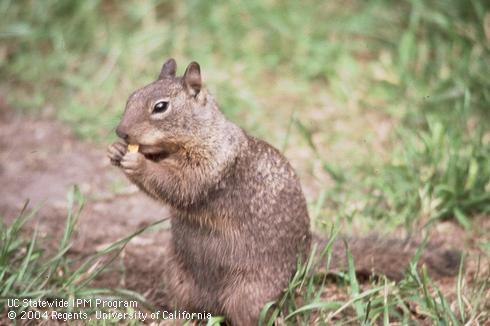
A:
[{"left": 152, "top": 101, "right": 169, "bottom": 114}]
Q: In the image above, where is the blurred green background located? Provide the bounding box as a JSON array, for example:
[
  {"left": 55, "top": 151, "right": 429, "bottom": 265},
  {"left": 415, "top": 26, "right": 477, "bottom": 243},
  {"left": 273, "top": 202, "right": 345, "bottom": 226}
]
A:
[
  {"left": 1, "top": 0, "right": 489, "bottom": 230},
  {"left": 1, "top": 1, "right": 490, "bottom": 323}
]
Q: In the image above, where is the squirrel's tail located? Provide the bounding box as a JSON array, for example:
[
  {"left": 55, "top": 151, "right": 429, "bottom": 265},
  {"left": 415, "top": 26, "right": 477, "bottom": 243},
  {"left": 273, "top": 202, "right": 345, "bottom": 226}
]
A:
[{"left": 313, "top": 233, "right": 461, "bottom": 281}]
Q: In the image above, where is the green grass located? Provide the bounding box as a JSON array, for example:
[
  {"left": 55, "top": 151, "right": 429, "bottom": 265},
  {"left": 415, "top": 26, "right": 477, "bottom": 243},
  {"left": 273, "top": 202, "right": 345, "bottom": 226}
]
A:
[
  {"left": 2, "top": 201, "right": 488, "bottom": 324},
  {"left": 0, "top": 188, "right": 166, "bottom": 324},
  {"left": 259, "top": 238, "right": 489, "bottom": 325},
  {"left": 1, "top": 0, "right": 490, "bottom": 324}
]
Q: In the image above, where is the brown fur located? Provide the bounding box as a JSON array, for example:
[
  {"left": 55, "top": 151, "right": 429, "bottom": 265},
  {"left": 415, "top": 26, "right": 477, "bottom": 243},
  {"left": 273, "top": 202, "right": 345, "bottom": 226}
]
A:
[
  {"left": 107, "top": 59, "right": 460, "bottom": 325},
  {"left": 313, "top": 234, "right": 461, "bottom": 281}
]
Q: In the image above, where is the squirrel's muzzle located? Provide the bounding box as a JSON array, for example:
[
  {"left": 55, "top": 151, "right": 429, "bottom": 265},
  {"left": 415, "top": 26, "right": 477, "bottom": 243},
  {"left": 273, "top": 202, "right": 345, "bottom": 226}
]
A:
[{"left": 115, "top": 125, "right": 129, "bottom": 141}]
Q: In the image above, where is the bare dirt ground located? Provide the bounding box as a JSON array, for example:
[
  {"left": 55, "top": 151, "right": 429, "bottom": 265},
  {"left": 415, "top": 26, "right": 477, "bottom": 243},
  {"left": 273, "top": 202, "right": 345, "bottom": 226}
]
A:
[
  {"left": 0, "top": 108, "right": 172, "bottom": 304},
  {"left": 0, "top": 107, "right": 488, "bottom": 322}
]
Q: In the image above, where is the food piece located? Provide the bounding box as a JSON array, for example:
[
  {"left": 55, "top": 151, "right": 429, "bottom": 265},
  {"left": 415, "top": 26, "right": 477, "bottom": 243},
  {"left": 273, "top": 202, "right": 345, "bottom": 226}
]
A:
[{"left": 128, "top": 144, "right": 139, "bottom": 153}]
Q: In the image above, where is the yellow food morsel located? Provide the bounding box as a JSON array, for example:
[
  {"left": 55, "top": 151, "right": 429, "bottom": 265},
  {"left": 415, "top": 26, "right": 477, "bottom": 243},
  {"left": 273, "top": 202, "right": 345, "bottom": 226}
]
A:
[{"left": 128, "top": 144, "right": 139, "bottom": 153}]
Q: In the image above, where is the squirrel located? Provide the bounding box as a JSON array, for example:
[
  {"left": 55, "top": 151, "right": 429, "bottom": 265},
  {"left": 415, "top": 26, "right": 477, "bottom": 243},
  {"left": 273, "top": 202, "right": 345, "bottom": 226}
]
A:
[{"left": 107, "top": 59, "right": 460, "bottom": 325}]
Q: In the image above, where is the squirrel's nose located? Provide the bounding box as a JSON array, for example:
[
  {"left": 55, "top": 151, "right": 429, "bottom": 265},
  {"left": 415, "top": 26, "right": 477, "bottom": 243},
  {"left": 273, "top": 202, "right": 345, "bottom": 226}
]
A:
[{"left": 115, "top": 125, "right": 129, "bottom": 140}]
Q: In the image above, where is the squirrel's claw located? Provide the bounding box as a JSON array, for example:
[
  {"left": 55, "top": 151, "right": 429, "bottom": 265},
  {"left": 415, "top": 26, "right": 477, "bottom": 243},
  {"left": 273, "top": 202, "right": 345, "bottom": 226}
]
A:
[{"left": 107, "top": 141, "right": 127, "bottom": 166}]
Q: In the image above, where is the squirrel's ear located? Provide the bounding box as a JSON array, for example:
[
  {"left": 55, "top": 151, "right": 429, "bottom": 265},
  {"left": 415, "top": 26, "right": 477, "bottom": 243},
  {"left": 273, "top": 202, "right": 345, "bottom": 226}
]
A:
[
  {"left": 183, "top": 62, "right": 201, "bottom": 97},
  {"left": 159, "top": 58, "right": 177, "bottom": 79}
]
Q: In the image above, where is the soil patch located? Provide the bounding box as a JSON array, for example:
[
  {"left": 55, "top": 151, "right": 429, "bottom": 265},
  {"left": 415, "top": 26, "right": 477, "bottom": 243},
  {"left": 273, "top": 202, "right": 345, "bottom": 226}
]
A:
[{"left": 0, "top": 109, "right": 171, "bottom": 304}]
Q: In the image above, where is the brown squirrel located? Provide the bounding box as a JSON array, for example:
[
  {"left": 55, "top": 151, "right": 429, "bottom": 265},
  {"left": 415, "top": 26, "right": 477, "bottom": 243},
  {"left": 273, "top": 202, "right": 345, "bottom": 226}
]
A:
[{"left": 107, "top": 59, "right": 460, "bottom": 325}]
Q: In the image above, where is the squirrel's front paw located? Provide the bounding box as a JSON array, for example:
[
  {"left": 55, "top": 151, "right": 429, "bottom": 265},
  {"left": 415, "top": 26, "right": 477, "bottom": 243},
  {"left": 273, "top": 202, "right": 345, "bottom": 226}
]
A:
[
  {"left": 107, "top": 141, "right": 127, "bottom": 166},
  {"left": 121, "top": 152, "right": 147, "bottom": 177}
]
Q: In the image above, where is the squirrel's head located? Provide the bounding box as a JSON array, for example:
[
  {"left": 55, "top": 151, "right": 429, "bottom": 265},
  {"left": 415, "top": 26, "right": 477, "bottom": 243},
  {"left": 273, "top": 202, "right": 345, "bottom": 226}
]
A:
[{"left": 116, "top": 58, "right": 214, "bottom": 159}]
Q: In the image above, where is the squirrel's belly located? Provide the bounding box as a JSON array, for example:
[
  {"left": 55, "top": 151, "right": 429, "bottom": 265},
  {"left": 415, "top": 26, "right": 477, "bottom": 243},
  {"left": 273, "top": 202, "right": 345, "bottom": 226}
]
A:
[
  {"left": 170, "top": 212, "right": 309, "bottom": 274},
  {"left": 171, "top": 217, "right": 245, "bottom": 266}
]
